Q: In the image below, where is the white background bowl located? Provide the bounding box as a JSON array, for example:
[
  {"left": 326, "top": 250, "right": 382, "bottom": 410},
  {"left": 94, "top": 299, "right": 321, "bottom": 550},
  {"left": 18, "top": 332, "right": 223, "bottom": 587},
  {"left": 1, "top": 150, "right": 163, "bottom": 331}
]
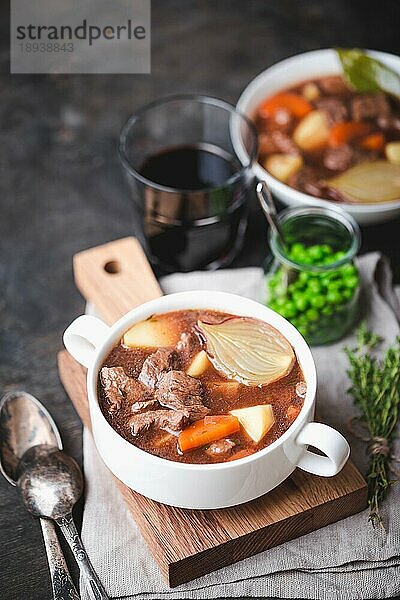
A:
[
  {"left": 64, "top": 291, "right": 349, "bottom": 509},
  {"left": 236, "top": 48, "right": 400, "bottom": 225}
]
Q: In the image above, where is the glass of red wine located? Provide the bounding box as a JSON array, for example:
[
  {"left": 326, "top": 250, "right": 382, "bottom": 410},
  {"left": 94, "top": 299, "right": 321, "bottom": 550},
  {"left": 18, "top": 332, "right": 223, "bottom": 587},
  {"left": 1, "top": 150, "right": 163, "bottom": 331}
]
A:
[{"left": 118, "top": 94, "right": 258, "bottom": 273}]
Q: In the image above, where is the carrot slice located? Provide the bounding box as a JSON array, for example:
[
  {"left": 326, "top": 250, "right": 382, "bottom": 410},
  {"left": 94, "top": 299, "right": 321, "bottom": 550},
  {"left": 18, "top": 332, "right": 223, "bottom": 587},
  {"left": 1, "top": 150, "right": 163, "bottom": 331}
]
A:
[
  {"left": 360, "top": 132, "right": 385, "bottom": 151},
  {"left": 258, "top": 93, "right": 312, "bottom": 119},
  {"left": 178, "top": 415, "right": 240, "bottom": 452},
  {"left": 329, "top": 122, "right": 371, "bottom": 147}
]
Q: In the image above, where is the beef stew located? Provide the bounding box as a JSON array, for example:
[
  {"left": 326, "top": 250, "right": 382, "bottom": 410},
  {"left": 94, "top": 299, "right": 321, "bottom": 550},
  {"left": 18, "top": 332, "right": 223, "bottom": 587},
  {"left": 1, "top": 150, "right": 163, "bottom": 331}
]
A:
[
  {"left": 98, "top": 309, "right": 305, "bottom": 464},
  {"left": 255, "top": 75, "right": 400, "bottom": 204}
]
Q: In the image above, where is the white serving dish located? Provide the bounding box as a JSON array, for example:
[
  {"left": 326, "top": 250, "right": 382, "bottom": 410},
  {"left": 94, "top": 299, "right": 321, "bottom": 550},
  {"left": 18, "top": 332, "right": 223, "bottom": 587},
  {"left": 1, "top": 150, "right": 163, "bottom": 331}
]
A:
[
  {"left": 63, "top": 291, "right": 349, "bottom": 509},
  {"left": 235, "top": 48, "right": 400, "bottom": 225}
]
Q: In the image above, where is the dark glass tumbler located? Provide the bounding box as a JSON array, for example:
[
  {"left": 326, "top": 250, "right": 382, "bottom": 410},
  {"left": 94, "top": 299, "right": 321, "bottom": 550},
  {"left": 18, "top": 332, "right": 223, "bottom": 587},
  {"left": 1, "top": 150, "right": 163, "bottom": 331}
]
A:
[{"left": 118, "top": 94, "right": 257, "bottom": 273}]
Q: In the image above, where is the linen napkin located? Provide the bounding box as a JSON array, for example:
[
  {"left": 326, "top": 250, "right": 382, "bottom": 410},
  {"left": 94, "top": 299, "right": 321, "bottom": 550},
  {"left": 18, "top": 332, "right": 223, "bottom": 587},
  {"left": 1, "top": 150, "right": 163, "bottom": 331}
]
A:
[{"left": 81, "top": 253, "right": 400, "bottom": 600}]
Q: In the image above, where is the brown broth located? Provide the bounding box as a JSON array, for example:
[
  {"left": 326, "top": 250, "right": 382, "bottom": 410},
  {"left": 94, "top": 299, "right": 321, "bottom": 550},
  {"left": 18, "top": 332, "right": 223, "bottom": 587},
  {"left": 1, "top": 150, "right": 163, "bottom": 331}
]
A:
[{"left": 98, "top": 310, "right": 305, "bottom": 464}]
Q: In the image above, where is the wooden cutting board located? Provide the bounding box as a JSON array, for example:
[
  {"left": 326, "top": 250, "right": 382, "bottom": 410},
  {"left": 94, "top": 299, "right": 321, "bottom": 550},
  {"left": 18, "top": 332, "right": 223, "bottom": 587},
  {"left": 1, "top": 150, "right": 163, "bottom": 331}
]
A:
[{"left": 58, "top": 236, "right": 367, "bottom": 588}]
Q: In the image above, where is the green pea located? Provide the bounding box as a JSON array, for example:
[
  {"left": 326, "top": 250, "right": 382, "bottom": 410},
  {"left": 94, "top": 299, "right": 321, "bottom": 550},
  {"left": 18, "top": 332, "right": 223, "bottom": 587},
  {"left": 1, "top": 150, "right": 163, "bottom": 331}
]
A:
[
  {"left": 310, "top": 295, "right": 325, "bottom": 309},
  {"left": 284, "top": 301, "right": 297, "bottom": 318},
  {"left": 320, "top": 244, "right": 333, "bottom": 256},
  {"left": 345, "top": 275, "right": 359, "bottom": 289},
  {"left": 306, "top": 308, "right": 319, "bottom": 321},
  {"left": 290, "top": 242, "right": 306, "bottom": 255},
  {"left": 291, "top": 291, "right": 301, "bottom": 302},
  {"left": 334, "top": 250, "right": 346, "bottom": 261},
  {"left": 340, "top": 264, "right": 357, "bottom": 277},
  {"left": 321, "top": 305, "right": 333, "bottom": 316},
  {"left": 297, "top": 314, "right": 308, "bottom": 327},
  {"left": 322, "top": 255, "right": 337, "bottom": 265},
  {"left": 274, "top": 285, "right": 287, "bottom": 297},
  {"left": 320, "top": 276, "right": 332, "bottom": 288},
  {"left": 292, "top": 278, "right": 307, "bottom": 291},
  {"left": 342, "top": 288, "right": 354, "bottom": 300},
  {"left": 307, "top": 279, "right": 322, "bottom": 294},
  {"left": 327, "top": 290, "right": 342, "bottom": 305},
  {"left": 308, "top": 245, "right": 325, "bottom": 262},
  {"left": 298, "top": 252, "right": 311, "bottom": 264},
  {"left": 327, "top": 280, "right": 342, "bottom": 292},
  {"left": 294, "top": 295, "right": 309, "bottom": 312},
  {"left": 287, "top": 282, "right": 298, "bottom": 294},
  {"left": 275, "top": 296, "right": 287, "bottom": 307},
  {"left": 268, "top": 277, "right": 278, "bottom": 289},
  {"left": 298, "top": 271, "right": 310, "bottom": 284}
]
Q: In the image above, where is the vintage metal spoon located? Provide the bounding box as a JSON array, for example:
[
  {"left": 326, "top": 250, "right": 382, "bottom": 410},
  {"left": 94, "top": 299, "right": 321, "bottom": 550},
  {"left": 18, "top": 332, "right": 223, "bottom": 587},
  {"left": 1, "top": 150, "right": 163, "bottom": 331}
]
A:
[
  {"left": 0, "top": 390, "right": 79, "bottom": 600},
  {"left": 256, "top": 180, "right": 288, "bottom": 250},
  {"left": 17, "top": 444, "right": 109, "bottom": 600}
]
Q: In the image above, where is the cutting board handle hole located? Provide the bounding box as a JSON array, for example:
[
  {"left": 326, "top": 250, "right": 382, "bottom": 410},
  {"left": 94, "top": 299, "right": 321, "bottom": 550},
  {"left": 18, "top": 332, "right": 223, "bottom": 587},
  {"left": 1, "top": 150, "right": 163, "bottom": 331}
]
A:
[{"left": 104, "top": 260, "right": 120, "bottom": 274}]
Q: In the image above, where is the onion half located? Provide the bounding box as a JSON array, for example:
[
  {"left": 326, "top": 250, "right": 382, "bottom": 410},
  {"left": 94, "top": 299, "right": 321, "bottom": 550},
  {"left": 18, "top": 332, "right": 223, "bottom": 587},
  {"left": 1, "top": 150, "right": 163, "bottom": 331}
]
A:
[
  {"left": 328, "top": 161, "right": 400, "bottom": 204},
  {"left": 197, "top": 317, "right": 295, "bottom": 386}
]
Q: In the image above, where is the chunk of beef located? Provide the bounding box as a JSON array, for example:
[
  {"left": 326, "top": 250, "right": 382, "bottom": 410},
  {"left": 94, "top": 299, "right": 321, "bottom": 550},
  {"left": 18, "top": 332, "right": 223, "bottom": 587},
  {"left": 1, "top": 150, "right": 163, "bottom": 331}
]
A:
[
  {"left": 156, "top": 370, "right": 209, "bottom": 421},
  {"left": 131, "top": 398, "right": 159, "bottom": 413},
  {"left": 258, "top": 130, "right": 298, "bottom": 155},
  {"left": 259, "top": 108, "right": 294, "bottom": 133},
  {"left": 205, "top": 439, "right": 236, "bottom": 457},
  {"left": 351, "top": 93, "right": 391, "bottom": 121},
  {"left": 319, "top": 76, "right": 350, "bottom": 96},
  {"left": 104, "top": 346, "right": 148, "bottom": 378},
  {"left": 377, "top": 115, "right": 400, "bottom": 132},
  {"left": 323, "top": 145, "right": 354, "bottom": 171},
  {"left": 288, "top": 167, "right": 325, "bottom": 197},
  {"left": 100, "top": 367, "right": 152, "bottom": 412},
  {"left": 138, "top": 348, "right": 179, "bottom": 389},
  {"left": 315, "top": 97, "right": 348, "bottom": 124},
  {"left": 129, "top": 409, "right": 187, "bottom": 436},
  {"left": 176, "top": 330, "right": 201, "bottom": 363}
]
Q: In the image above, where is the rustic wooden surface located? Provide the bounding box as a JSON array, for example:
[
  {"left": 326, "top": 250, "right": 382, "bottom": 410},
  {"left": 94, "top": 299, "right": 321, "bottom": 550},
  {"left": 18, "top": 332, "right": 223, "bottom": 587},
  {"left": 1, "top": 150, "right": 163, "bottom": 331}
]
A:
[
  {"left": 58, "top": 349, "right": 367, "bottom": 588},
  {"left": 1, "top": 1, "right": 400, "bottom": 598}
]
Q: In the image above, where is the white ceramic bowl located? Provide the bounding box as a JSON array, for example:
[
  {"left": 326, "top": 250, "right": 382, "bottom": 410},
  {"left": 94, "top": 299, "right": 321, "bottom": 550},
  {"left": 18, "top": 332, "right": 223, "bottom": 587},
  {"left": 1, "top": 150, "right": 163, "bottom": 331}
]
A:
[
  {"left": 235, "top": 48, "right": 400, "bottom": 225},
  {"left": 63, "top": 291, "right": 349, "bottom": 509}
]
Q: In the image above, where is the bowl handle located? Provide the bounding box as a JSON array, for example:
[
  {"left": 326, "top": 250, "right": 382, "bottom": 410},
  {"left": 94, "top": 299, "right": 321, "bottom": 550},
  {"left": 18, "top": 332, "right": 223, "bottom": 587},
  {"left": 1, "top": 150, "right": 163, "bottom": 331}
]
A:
[
  {"left": 63, "top": 316, "right": 110, "bottom": 369},
  {"left": 294, "top": 422, "right": 350, "bottom": 477}
]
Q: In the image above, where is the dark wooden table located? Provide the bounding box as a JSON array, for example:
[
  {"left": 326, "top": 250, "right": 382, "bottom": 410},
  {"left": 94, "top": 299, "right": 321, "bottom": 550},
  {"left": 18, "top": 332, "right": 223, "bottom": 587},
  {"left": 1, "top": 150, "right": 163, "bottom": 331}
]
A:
[{"left": 1, "top": 1, "right": 399, "bottom": 598}]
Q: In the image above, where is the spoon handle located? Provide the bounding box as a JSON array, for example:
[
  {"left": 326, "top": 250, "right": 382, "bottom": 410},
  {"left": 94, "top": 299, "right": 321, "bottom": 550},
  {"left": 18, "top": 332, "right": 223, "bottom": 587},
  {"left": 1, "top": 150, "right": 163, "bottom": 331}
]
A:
[
  {"left": 40, "top": 518, "right": 80, "bottom": 600},
  {"left": 256, "top": 180, "right": 287, "bottom": 249},
  {"left": 58, "top": 514, "right": 109, "bottom": 600}
]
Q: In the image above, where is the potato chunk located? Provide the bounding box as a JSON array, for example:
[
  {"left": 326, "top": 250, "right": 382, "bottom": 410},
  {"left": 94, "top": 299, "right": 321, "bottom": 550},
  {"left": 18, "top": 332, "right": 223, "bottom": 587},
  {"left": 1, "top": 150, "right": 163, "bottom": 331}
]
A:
[
  {"left": 302, "top": 82, "right": 320, "bottom": 102},
  {"left": 264, "top": 154, "right": 303, "bottom": 182},
  {"left": 186, "top": 350, "right": 211, "bottom": 377},
  {"left": 230, "top": 404, "right": 275, "bottom": 443},
  {"left": 385, "top": 141, "right": 400, "bottom": 165},
  {"left": 293, "top": 110, "right": 330, "bottom": 151},
  {"left": 123, "top": 318, "right": 176, "bottom": 348}
]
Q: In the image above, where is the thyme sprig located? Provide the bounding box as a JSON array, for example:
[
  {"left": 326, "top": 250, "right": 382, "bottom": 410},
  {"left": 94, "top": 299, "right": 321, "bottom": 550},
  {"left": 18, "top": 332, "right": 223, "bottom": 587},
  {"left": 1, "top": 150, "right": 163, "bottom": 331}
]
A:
[{"left": 345, "top": 324, "right": 400, "bottom": 527}]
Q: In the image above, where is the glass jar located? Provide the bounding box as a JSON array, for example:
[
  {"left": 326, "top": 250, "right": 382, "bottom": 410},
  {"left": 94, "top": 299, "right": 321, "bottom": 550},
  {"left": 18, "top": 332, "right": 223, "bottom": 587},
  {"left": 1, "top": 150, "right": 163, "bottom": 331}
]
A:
[{"left": 265, "top": 206, "right": 361, "bottom": 346}]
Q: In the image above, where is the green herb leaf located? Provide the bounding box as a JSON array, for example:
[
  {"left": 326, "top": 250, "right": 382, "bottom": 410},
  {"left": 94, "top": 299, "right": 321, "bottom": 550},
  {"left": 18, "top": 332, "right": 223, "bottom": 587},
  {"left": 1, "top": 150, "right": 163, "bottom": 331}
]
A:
[
  {"left": 336, "top": 48, "right": 400, "bottom": 98},
  {"left": 344, "top": 325, "right": 400, "bottom": 527}
]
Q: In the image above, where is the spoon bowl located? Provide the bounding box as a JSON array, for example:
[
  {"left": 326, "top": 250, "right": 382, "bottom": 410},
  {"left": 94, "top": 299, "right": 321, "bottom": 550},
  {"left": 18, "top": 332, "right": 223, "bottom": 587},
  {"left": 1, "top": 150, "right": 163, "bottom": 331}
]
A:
[
  {"left": 0, "top": 390, "right": 62, "bottom": 485},
  {"left": 17, "top": 445, "right": 83, "bottom": 520}
]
